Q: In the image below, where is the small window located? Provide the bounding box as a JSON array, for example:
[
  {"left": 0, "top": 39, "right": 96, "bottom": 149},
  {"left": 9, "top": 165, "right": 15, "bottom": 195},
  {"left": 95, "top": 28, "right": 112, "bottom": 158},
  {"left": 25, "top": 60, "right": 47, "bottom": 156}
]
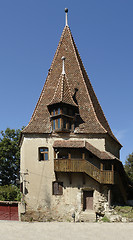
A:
[
  {"left": 53, "top": 181, "right": 63, "bottom": 195},
  {"left": 39, "top": 147, "right": 48, "bottom": 161}
]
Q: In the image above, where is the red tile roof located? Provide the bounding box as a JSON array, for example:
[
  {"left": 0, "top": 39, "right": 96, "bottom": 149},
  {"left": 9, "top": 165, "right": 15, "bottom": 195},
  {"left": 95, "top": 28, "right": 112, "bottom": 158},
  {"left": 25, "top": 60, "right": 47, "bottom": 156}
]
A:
[
  {"left": 53, "top": 140, "right": 84, "bottom": 149},
  {"left": 48, "top": 74, "right": 77, "bottom": 107},
  {"left": 22, "top": 25, "right": 120, "bottom": 146}
]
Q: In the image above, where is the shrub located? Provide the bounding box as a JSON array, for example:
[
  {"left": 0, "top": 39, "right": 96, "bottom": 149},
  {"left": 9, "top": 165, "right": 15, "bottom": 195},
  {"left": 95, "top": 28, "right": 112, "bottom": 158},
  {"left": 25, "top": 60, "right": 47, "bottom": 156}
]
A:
[{"left": 0, "top": 185, "right": 21, "bottom": 201}]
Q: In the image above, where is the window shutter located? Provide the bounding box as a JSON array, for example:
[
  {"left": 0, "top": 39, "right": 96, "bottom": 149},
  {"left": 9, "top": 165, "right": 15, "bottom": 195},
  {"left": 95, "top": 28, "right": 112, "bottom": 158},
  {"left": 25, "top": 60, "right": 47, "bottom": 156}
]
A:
[
  {"left": 58, "top": 182, "right": 63, "bottom": 195},
  {"left": 53, "top": 182, "right": 58, "bottom": 195},
  {"left": 53, "top": 182, "right": 63, "bottom": 195}
]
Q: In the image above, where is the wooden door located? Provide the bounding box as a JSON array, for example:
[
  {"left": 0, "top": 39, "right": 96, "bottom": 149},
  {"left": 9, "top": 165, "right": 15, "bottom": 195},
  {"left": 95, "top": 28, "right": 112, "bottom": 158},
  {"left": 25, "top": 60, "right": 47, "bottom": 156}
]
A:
[{"left": 83, "top": 191, "right": 93, "bottom": 210}]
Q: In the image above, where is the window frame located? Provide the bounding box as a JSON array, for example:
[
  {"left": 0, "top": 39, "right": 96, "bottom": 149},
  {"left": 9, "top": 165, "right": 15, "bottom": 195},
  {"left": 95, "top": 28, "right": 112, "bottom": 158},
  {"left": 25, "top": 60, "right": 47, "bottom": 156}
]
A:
[{"left": 39, "top": 147, "right": 49, "bottom": 161}]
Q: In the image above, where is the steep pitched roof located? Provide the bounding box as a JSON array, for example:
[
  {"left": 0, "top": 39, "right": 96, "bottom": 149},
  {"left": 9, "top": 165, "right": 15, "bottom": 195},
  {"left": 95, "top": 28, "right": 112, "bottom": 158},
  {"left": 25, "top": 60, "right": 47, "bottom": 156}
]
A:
[
  {"left": 48, "top": 73, "right": 77, "bottom": 107},
  {"left": 22, "top": 24, "right": 120, "bottom": 145}
]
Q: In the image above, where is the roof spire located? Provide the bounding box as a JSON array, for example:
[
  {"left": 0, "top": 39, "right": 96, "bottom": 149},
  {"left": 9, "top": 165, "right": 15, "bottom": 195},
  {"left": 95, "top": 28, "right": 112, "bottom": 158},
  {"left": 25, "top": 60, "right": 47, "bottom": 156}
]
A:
[
  {"left": 61, "top": 56, "right": 66, "bottom": 75},
  {"left": 65, "top": 8, "right": 68, "bottom": 26}
]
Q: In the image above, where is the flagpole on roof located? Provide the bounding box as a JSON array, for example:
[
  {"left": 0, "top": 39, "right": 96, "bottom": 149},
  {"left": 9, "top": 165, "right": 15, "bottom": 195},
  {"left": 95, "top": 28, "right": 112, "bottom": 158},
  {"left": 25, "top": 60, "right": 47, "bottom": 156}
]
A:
[{"left": 65, "top": 8, "right": 68, "bottom": 26}]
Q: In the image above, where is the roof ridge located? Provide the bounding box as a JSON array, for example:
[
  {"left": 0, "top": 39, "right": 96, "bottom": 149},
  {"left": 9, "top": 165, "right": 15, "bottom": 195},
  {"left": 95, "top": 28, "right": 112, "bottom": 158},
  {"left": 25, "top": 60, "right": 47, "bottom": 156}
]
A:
[
  {"left": 49, "top": 73, "right": 78, "bottom": 107},
  {"left": 22, "top": 23, "right": 121, "bottom": 146},
  {"left": 22, "top": 27, "right": 68, "bottom": 132},
  {"left": 67, "top": 27, "right": 120, "bottom": 144},
  {"left": 67, "top": 27, "right": 107, "bottom": 133}
]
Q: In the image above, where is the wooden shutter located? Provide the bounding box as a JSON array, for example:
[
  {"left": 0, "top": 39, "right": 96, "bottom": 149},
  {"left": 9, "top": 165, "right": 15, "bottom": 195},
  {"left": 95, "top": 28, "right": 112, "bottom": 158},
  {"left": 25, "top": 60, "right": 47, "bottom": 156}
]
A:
[
  {"left": 53, "top": 182, "right": 63, "bottom": 195},
  {"left": 58, "top": 182, "right": 63, "bottom": 195}
]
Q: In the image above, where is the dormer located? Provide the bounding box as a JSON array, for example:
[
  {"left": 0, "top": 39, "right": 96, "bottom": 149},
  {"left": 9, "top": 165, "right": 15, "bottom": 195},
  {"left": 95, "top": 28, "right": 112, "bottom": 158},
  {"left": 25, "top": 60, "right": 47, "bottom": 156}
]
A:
[{"left": 47, "top": 57, "right": 78, "bottom": 133}]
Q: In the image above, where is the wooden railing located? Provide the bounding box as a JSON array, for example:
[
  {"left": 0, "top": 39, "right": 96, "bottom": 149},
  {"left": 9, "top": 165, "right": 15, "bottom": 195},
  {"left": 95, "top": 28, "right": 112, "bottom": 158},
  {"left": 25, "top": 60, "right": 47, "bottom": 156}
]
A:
[
  {"left": 101, "top": 171, "right": 114, "bottom": 184},
  {"left": 54, "top": 158, "right": 114, "bottom": 184},
  {"left": 83, "top": 159, "right": 101, "bottom": 182},
  {"left": 54, "top": 159, "right": 84, "bottom": 173}
]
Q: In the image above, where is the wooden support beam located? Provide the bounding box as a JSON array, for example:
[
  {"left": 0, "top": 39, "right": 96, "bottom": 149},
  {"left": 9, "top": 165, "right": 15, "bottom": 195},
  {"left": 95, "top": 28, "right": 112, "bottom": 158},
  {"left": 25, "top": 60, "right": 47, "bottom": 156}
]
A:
[
  {"left": 100, "top": 163, "right": 103, "bottom": 171},
  {"left": 112, "top": 164, "right": 114, "bottom": 171},
  {"left": 82, "top": 152, "right": 85, "bottom": 160}
]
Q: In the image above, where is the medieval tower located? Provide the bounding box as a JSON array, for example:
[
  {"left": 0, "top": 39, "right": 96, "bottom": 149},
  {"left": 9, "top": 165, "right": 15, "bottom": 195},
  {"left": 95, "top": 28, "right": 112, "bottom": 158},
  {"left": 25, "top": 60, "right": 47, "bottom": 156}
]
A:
[{"left": 20, "top": 9, "right": 127, "bottom": 222}]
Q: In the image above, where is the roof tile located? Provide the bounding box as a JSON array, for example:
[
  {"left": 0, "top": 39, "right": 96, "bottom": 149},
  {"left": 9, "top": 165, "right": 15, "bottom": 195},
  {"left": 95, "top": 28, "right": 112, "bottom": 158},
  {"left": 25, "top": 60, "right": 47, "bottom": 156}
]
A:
[
  {"left": 22, "top": 25, "right": 120, "bottom": 146},
  {"left": 53, "top": 140, "right": 118, "bottom": 160}
]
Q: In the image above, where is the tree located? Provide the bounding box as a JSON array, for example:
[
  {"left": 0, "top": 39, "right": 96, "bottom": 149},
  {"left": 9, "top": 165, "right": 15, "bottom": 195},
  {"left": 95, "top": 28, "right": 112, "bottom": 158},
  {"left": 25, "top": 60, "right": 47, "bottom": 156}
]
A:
[
  {"left": 124, "top": 152, "right": 133, "bottom": 183},
  {"left": 0, "top": 128, "right": 21, "bottom": 186}
]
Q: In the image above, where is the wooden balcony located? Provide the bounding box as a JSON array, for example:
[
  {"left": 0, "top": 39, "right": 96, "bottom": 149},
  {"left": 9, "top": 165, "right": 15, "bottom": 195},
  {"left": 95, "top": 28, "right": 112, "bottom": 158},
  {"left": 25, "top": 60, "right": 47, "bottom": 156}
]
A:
[
  {"left": 54, "top": 158, "right": 114, "bottom": 184},
  {"left": 100, "top": 171, "right": 114, "bottom": 184}
]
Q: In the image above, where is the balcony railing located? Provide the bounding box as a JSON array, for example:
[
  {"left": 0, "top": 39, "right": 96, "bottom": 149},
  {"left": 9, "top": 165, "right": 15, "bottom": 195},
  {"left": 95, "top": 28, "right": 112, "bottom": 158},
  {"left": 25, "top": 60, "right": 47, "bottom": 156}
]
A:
[{"left": 54, "top": 158, "right": 114, "bottom": 184}]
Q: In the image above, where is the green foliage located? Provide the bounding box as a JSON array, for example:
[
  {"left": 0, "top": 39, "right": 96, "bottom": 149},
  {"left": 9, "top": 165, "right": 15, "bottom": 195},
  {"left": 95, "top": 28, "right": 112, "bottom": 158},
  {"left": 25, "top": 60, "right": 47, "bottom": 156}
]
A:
[
  {"left": 101, "top": 216, "right": 110, "bottom": 222},
  {"left": 114, "top": 206, "right": 133, "bottom": 219},
  {"left": 124, "top": 153, "right": 133, "bottom": 183},
  {"left": 0, "top": 127, "right": 22, "bottom": 185},
  {"left": 0, "top": 185, "right": 21, "bottom": 201}
]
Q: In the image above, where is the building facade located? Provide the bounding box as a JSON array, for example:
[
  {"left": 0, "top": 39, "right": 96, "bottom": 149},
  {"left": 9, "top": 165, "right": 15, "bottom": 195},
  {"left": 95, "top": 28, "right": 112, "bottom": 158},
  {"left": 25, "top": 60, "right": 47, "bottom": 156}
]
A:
[{"left": 20, "top": 10, "right": 128, "bottom": 222}]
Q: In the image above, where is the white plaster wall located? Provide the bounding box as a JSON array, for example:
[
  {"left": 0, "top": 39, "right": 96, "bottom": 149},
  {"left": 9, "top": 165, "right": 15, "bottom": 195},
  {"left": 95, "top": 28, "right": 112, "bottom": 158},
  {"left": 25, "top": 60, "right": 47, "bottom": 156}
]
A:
[
  {"left": 49, "top": 173, "right": 100, "bottom": 219},
  {"left": 21, "top": 136, "right": 55, "bottom": 211},
  {"left": 105, "top": 136, "right": 120, "bottom": 158},
  {"left": 69, "top": 136, "right": 105, "bottom": 151},
  {"left": 20, "top": 134, "right": 106, "bottom": 219}
]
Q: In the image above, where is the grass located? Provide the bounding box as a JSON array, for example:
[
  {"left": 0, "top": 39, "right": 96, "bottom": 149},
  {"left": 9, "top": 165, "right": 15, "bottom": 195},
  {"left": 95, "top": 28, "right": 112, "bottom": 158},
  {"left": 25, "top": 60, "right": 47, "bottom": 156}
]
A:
[
  {"left": 114, "top": 206, "right": 133, "bottom": 219},
  {"left": 101, "top": 216, "right": 110, "bottom": 222}
]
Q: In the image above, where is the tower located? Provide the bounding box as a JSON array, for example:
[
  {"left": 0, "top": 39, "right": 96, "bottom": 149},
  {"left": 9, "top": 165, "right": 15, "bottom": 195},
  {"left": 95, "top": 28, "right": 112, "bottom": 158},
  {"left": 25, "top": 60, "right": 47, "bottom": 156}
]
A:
[{"left": 20, "top": 9, "right": 127, "bottom": 222}]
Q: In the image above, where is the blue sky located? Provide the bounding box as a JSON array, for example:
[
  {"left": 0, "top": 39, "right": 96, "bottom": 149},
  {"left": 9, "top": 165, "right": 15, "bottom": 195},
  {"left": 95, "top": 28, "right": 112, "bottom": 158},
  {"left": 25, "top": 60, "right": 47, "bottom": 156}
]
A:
[{"left": 0, "top": 0, "right": 133, "bottom": 164}]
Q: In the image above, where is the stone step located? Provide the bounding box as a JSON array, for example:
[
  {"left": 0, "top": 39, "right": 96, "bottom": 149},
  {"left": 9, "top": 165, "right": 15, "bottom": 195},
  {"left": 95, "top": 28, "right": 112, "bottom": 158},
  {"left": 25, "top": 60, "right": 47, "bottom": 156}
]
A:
[{"left": 80, "top": 210, "right": 96, "bottom": 222}]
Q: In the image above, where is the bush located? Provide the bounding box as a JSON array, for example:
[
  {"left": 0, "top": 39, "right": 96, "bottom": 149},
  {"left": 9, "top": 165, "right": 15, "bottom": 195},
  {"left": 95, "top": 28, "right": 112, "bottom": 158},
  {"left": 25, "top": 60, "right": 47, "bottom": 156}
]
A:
[{"left": 0, "top": 185, "right": 21, "bottom": 201}]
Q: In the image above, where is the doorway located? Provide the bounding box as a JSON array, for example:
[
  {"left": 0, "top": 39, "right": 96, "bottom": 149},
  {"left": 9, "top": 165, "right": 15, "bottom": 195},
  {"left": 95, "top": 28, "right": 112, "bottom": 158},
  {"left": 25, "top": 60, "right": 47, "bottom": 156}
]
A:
[{"left": 83, "top": 191, "right": 93, "bottom": 210}]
